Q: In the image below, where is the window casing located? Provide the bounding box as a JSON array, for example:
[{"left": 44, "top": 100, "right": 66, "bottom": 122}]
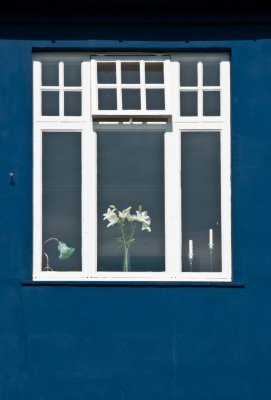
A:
[{"left": 33, "top": 53, "right": 231, "bottom": 281}]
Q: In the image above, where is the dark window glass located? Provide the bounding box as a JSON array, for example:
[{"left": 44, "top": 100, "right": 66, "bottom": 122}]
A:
[
  {"left": 145, "top": 63, "right": 164, "bottom": 83},
  {"left": 121, "top": 62, "right": 140, "bottom": 84},
  {"left": 97, "top": 131, "right": 165, "bottom": 272},
  {"left": 122, "top": 89, "right": 141, "bottom": 110},
  {"left": 181, "top": 131, "right": 221, "bottom": 272},
  {"left": 203, "top": 91, "right": 220, "bottom": 116},
  {"left": 98, "top": 89, "right": 117, "bottom": 110},
  {"left": 180, "top": 92, "right": 198, "bottom": 116},
  {"left": 64, "top": 92, "right": 82, "bottom": 116},
  {"left": 97, "top": 63, "right": 116, "bottom": 84},
  {"left": 64, "top": 62, "right": 81, "bottom": 87},
  {"left": 203, "top": 62, "right": 220, "bottom": 86},
  {"left": 180, "top": 62, "right": 197, "bottom": 86},
  {"left": 42, "top": 132, "right": 82, "bottom": 271},
  {"left": 146, "top": 89, "right": 165, "bottom": 110},
  {"left": 42, "top": 91, "right": 59, "bottom": 116},
  {"left": 42, "top": 62, "right": 59, "bottom": 86}
]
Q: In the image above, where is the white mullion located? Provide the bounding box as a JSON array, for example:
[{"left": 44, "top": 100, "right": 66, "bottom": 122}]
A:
[
  {"left": 116, "top": 61, "right": 122, "bottom": 111},
  {"left": 164, "top": 59, "right": 171, "bottom": 113},
  {"left": 59, "top": 61, "right": 64, "bottom": 117},
  {"left": 82, "top": 128, "right": 96, "bottom": 278},
  {"left": 165, "top": 131, "right": 181, "bottom": 274},
  {"left": 90, "top": 59, "right": 98, "bottom": 113},
  {"left": 140, "top": 60, "right": 146, "bottom": 111},
  {"left": 198, "top": 61, "right": 203, "bottom": 118}
]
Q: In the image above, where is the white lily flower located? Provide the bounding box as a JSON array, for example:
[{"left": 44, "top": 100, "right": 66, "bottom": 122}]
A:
[
  {"left": 118, "top": 206, "right": 132, "bottom": 220},
  {"left": 127, "top": 213, "right": 137, "bottom": 222},
  {"left": 142, "top": 221, "right": 151, "bottom": 232},
  {"left": 103, "top": 208, "right": 119, "bottom": 227},
  {"left": 136, "top": 210, "right": 151, "bottom": 224}
]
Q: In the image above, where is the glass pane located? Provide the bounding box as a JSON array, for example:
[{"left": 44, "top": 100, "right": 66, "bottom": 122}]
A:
[
  {"left": 181, "top": 131, "right": 221, "bottom": 272},
  {"left": 122, "top": 89, "right": 141, "bottom": 110},
  {"left": 180, "top": 62, "right": 197, "bottom": 86},
  {"left": 145, "top": 63, "right": 164, "bottom": 83},
  {"left": 42, "top": 91, "right": 59, "bottom": 116},
  {"left": 42, "top": 132, "right": 81, "bottom": 271},
  {"left": 203, "top": 62, "right": 220, "bottom": 86},
  {"left": 97, "top": 131, "right": 165, "bottom": 272},
  {"left": 42, "top": 62, "right": 59, "bottom": 86},
  {"left": 98, "top": 89, "right": 117, "bottom": 110},
  {"left": 180, "top": 92, "right": 197, "bottom": 116},
  {"left": 146, "top": 89, "right": 165, "bottom": 110},
  {"left": 64, "top": 92, "right": 82, "bottom": 116},
  {"left": 203, "top": 91, "right": 220, "bottom": 116},
  {"left": 64, "top": 62, "right": 81, "bottom": 87},
  {"left": 97, "top": 63, "right": 116, "bottom": 84},
  {"left": 121, "top": 63, "right": 140, "bottom": 84}
]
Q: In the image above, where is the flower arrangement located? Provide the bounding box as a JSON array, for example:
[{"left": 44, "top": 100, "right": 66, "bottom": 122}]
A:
[
  {"left": 43, "top": 237, "right": 75, "bottom": 271},
  {"left": 103, "top": 205, "right": 151, "bottom": 272}
]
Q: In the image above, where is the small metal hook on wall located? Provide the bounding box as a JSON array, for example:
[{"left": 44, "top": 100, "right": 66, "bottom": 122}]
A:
[{"left": 9, "top": 172, "right": 15, "bottom": 186}]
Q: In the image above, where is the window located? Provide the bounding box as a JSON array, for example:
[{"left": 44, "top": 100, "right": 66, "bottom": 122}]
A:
[{"left": 33, "top": 53, "right": 231, "bottom": 281}]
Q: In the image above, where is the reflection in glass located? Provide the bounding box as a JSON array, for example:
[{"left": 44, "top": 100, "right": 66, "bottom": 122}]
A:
[
  {"left": 203, "top": 62, "right": 220, "bottom": 86},
  {"left": 145, "top": 63, "right": 164, "bottom": 83},
  {"left": 42, "top": 91, "right": 59, "bottom": 116},
  {"left": 203, "top": 91, "right": 220, "bottom": 116},
  {"left": 42, "top": 132, "right": 82, "bottom": 271},
  {"left": 146, "top": 89, "right": 165, "bottom": 110},
  {"left": 42, "top": 62, "right": 59, "bottom": 86},
  {"left": 122, "top": 89, "right": 141, "bottom": 110},
  {"left": 180, "top": 62, "right": 198, "bottom": 86},
  {"left": 97, "top": 63, "right": 116, "bottom": 84},
  {"left": 64, "top": 62, "right": 81, "bottom": 87},
  {"left": 97, "top": 131, "right": 165, "bottom": 272},
  {"left": 64, "top": 92, "right": 82, "bottom": 116},
  {"left": 121, "top": 62, "right": 140, "bottom": 84},
  {"left": 98, "top": 89, "right": 117, "bottom": 110},
  {"left": 181, "top": 131, "right": 221, "bottom": 272},
  {"left": 180, "top": 91, "right": 197, "bottom": 116}
]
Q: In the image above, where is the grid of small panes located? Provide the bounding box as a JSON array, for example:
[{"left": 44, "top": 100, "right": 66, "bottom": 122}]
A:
[
  {"left": 41, "top": 61, "right": 82, "bottom": 117},
  {"left": 93, "top": 60, "right": 168, "bottom": 113},
  {"left": 179, "top": 60, "right": 221, "bottom": 117}
]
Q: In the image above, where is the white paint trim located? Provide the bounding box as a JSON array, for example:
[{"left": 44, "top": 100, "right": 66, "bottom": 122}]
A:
[{"left": 33, "top": 53, "right": 231, "bottom": 282}]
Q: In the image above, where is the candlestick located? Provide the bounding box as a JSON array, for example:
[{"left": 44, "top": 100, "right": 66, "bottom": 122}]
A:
[
  {"left": 188, "top": 239, "right": 193, "bottom": 272},
  {"left": 209, "top": 229, "right": 214, "bottom": 249},
  {"left": 189, "top": 240, "right": 193, "bottom": 259}
]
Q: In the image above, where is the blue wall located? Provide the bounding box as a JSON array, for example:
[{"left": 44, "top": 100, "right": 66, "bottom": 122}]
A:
[{"left": 0, "top": 24, "right": 271, "bottom": 399}]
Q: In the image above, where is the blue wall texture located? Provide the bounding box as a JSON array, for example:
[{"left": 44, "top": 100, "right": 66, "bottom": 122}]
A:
[{"left": 0, "top": 22, "right": 271, "bottom": 400}]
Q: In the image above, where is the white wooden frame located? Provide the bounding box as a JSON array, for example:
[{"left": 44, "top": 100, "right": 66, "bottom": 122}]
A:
[{"left": 33, "top": 52, "right": 231, "bottom": 282}]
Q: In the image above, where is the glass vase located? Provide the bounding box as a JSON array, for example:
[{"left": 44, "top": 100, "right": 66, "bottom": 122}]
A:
[{"left": 123, "top": 247, "right": 130, "bottom": 272}]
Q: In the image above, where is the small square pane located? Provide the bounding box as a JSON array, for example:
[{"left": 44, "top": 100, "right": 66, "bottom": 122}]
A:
[
  {"left": 121, "top": 63, "right": 140, "bottom": 84},
  {"left": 180, "top": 62, "right": 197, "bottom": 87},
  {"left": 122, "top": 89, "right": 141, "bottom": 110},
  {"left": 146, "top": 89, "right": 165, "bottom": 110},
  {"left": 145, "top": 63, "right": 164, "bottom": 83},
  {"left": 203, "top": 62, "right": 220, "bottom": 86},
  {"left": 97, "top": 63, "right": 116, "bottom": 84},
  {"left": 98, "top": 89, "right": 117, "bottom": 110},
  {"left": 42, "top": 91, "right": 59, "bottom": 116},
  {"left": 180, "top": 92, "right": 198, "bottom": 116},
  {"left": 64, "top": 92, "right": 82, "bottom": 116},
  {"left": 42, "top": 62, "right": 59, "bottom": 86},
  {"left": 203, "top": 91, "right": 220, "bottom": 116},
  {"left": 64, "top": 62, "right": 81, "bottom": 87}
]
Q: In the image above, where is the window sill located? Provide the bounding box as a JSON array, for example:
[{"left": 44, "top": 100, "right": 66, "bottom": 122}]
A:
[{"left": 21, "top": 281, "right": 245, "bottom": 288}]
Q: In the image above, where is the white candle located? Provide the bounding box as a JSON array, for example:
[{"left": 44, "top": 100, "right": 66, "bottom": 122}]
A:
[
  {"left": 209, "top": 229, "right": 213, "bottom": 249},
  {"left": 189, "top": 240, "right": 193, "bottom": 259}
]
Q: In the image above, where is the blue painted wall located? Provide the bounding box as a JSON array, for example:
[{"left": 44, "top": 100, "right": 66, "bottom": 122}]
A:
[{"left": 0, "top": 23, "right": 271, "bottom": 400}]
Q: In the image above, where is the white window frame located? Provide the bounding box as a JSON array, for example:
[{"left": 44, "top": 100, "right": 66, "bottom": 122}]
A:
[{"left": 33, "top": 52, "right": 231, "bottom": 282}]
